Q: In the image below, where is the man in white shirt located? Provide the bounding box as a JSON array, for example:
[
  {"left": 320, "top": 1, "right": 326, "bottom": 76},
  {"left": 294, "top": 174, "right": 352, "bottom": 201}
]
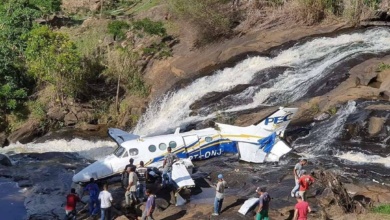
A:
[
  {"left": 98, "top": 184, "right": 113, "bottom": 220},
  {"left": 126, "top": 166, "right": 139, "bottom": 206},
  {"left": 212, "top": 174, "right": 227, "bottom": 216}
]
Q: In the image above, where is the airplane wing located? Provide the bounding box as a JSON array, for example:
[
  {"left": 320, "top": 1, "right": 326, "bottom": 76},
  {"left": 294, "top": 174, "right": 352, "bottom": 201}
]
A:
[
  {"left": 171, "top": 159, "right": 195, "bottom": 188},
  {"left": 108, "top": 128, "right": 140, "bottom": 145}
]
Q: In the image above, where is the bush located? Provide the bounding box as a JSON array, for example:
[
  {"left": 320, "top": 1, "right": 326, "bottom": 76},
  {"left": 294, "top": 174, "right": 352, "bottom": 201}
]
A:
[
  {"left": 372, "top": 204, "right": 390, "bottom": 214},
  {"left": 168, "top": 0, "right": 233, "bottom": 45},
  {"left": 133, "top": 18, "right": 166, "bottom": 36},
  {"left": 108, "top": 20, "right": 130, "bottom": 40},
  {"left": 377, "top": 62, "right": 390, "bottom": 72}
]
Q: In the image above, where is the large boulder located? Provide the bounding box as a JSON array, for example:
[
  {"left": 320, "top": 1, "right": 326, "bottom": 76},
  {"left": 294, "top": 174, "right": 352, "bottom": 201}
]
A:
[
  {"left": 0, "top": 154, "right": 12, "bottom": 166},
  {"left": 7, "top": 120, "right": 40, "bottom": 144},
  {"left": 368, "top": 117, "right": 385, "bottom": 135},
  {"left": 64, "top": 112, "right": 78, "bottom": 126},
  {"left": 46, "top": 106, "right": 66, "bottom": 121}
]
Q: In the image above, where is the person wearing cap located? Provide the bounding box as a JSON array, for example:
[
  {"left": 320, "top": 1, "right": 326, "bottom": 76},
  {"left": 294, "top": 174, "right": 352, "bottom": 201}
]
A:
[
  {"left": 297, "top": 170, "right": 314, "bottom": 201},
  {"left": 212, "top": 174, "right": 227, "bottom": 216},
  {"left": 293, "top": 194, "right": 311, "bottom": 220},
  {"left": 162, "top": 147, "right": 179, "bottom": 187},
  {"left": 256, "top": 187, "right": 271, "bottom": 220},
  {"left": 291, "top": 159, "right": 307, "bottom": 197}
]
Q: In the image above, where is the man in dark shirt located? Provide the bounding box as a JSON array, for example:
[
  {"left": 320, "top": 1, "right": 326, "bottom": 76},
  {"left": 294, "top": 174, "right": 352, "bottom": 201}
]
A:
[
  {"left": 256, "top": 187, "right": 271, "bottom": 220},
  {"left": 136, "top": 161, "right": 148, "bottom": 201},
  {"left": 122, "top": 158, "right": 136, "bottom": 189},
  {"left": 64, "top": 188, "right": 82, "bottom": 219}
]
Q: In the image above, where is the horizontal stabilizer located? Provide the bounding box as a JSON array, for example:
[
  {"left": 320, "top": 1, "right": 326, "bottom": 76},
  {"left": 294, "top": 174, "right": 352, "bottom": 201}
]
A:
[{"left": 108, "top": 128, "right": 140, "bottom": 145}]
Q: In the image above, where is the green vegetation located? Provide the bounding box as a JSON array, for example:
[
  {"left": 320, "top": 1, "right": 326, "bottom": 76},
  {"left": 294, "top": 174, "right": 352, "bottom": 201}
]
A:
[
  {"left": 143, "top": 42, "right": 172, "bottom": 59},
  {"left": 30, "top": 0, "right": 61, "bottom": 16},
  {"left": 25, "top": 25, "right": 83, "bottom": 100},
  {"left": 133, "top": 18, "right": 167, "bottom": 36},
  {"left": 108, "top": 20, "right": 130, "bottom": 40},
  {"left": 101, "top": 47, "right": 149, "bottom": 113},
  {"left": 377, "top": 62, "right": 390, "bottom": 72},
  {"left": 372, "top": 204, "right": 390, "bottom": 215},
  {"left": 326, "top": 106, "right": 338, "bottom": 115}
]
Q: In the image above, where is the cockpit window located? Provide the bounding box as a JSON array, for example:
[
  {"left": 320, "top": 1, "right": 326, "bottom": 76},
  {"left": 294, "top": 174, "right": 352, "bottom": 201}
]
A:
[
  {"left": 159, "top": 143, "right": 167, "bottom": 150},
  {"left": 113, "top": 146, "right": 126, "bottom": 157},
  {"left": 122, "top": 151, "right": 129, "bottom": 158},
  {"left": 169, "top": 141, "right": 177, "bottom": 148},
  {"left": 129, "top": 148, "right": 139, "bottom": 156},
  {"left": 149, "top": 145, "right": 156, "bottom": 152}
]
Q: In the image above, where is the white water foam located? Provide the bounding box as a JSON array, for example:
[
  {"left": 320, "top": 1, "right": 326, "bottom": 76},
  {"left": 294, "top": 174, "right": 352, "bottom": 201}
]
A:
[
  {"left": 293, "top": 100, "right": 357, "bottom": 153},
  {"left": 336, "top": 151, "right": 390, "bottom": 167},
  {"left": 0, "top": 139, "right": 116, "bottom": 160},
  {"left": 135, "top": 28, "right": 390, "bottom": 135}
]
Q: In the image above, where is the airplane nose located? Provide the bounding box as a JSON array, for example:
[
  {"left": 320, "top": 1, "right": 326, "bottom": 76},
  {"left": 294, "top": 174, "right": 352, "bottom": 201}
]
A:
[{"left": 72, "top": 160, "right": 113, "bottom": 183}]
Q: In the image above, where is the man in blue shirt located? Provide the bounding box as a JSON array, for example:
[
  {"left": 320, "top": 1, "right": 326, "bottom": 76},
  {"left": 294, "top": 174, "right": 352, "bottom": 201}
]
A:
[
  {"left": 83, "top": 178, "right": 100, "bottom": 216},
  {"left": 142, "top": 189, "right": 155, "bottom": 220}
]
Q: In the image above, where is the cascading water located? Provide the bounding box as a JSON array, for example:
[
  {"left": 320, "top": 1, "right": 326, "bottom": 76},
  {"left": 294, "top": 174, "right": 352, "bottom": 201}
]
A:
[
  {"left": 135, "top": 28, "right": 390, "bottom": 136},
  {"left": 292, "top": 100, "right": 357, "bottom": 154}
]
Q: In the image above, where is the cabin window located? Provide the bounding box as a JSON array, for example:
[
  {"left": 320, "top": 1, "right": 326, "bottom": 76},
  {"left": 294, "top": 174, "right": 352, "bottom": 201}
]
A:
[
  {"left": 169, "top": 141, "right": 177, "bottom": 148},
  {"left": 122, "top": 151, "right": 129, "bottom": 158},
  {"left": 149, "top": 145, "right": 156, "bottom": 152},
  {"left": 205, "top": 137, "right": 213, "bottom": 142},
  {"left": 159, "top": 143, "right": 167, "bottom": 150},
  {"left": 129, "top": 148, "right": 139, "bottom": 156},
  {"left": 113, "top": 146, "right": 126, "bottom": 157}
]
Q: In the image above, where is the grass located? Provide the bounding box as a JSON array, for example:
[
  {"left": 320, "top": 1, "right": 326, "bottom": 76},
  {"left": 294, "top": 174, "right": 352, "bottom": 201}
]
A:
[
  {"left": 127, "top": 0, "right": 161, "bottom": 14},
  {"left": 59, "top": 19, "right": 110, "bottom": 57},
  {"left": 372, "top": 204, "right": 390, "bottom": 215},
  {"left": 377, "top": 62, "right": 390, "bottom": 72}
]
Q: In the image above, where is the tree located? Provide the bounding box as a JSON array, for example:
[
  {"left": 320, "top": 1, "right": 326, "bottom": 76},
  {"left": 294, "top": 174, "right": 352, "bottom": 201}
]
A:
[
  {"left": 25, "top": 25, "right": 83, "bottom": 101},
  {"left": 101, "top": 47, "right": 148, "bottom": 113},
  {"left": 0, "top": 0, "right": 41, "bottom": 115}
]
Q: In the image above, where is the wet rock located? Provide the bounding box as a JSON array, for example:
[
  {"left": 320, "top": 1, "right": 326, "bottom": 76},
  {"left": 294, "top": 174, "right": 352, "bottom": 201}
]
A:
[
  {"left": 18, "top": 179, "right": 33, "bottom": 187},
  {"left": 368, "top": 117, "right": 385, "bottom": 135},
  {"left": 8, "top": 120, "right": 40, "bottom": 144},
  {"left": 0, "top": 154, "right": 12, "bottom": 166},
  {"left": 314, "top": 112, "right": 330, "bottom": 121}
]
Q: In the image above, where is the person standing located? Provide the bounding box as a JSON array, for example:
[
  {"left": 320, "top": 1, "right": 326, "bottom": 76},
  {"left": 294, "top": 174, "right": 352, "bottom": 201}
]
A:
[
  {"left": 293, "top": 195, "right": 311, "bottom": 220},
  {"left": 98, "top": 184, "right": 113, "bottom": 220},
  {"left": 122, "top": 158, "right": 136, "bottom": 189},
  {"left": 212, "top": 174, "right": 227, "bottom": 216},
  {"left": 142, "top": 189, "right": 156, "bottom": 220},
  {"left": 291, "top": 159, "right": 307, "bottom": 197},
  {"left": 83, "top": 178, "right": 100, "bottom": 216},
  {"left": 64, "top": 188, "right": 82, "bottom": 220},
  {"left": 162, "top": 147, "right": 178, "bottom": 187},
  {"left": 298, "top": 170, "right": 315, "bottom": 201},
  {"left": 126, "top": 166, "right": 138, "bottom": 206},
  {"left": 256, "top": 187, "right": 271, "bottom": 220},
  {"left": 136, "top": 161, "right": 149, "bottom": 201}
]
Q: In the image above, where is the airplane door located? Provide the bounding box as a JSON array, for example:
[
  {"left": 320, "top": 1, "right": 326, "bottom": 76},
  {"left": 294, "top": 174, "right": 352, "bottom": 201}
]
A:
[{"left": 182, "top": 135, "right": 200, "bottom": 160}]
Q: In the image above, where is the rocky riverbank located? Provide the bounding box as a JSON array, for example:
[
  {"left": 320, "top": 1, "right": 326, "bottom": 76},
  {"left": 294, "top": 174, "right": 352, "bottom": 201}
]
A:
[{"left": 1, "top": 148, "right": 390, "bottom": 220}]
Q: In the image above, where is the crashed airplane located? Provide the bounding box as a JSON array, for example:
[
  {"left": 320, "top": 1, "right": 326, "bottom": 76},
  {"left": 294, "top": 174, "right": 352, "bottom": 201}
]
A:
[{"left": 72, "top": 107, "right": 298, "bottom": 185}]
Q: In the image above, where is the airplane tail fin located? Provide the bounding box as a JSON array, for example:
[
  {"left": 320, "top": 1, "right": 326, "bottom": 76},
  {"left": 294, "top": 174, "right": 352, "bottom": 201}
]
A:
[{"left": 256, "top": 107, "right": 298, "bottom": 136}]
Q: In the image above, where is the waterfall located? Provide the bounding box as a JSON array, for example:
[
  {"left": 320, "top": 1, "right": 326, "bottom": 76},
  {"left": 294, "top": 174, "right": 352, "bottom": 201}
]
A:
[{"left": 134, "top": 28, "right": 390, "bottom": 136}]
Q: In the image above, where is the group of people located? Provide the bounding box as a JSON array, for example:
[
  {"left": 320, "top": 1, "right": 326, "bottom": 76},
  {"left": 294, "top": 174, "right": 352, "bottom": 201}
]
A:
[
  {"left": 63, "top": 147, "right": 179, "bottom": 220},
  {"left": 212, "top": 159, "right": 314, "bottom": 220}
]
